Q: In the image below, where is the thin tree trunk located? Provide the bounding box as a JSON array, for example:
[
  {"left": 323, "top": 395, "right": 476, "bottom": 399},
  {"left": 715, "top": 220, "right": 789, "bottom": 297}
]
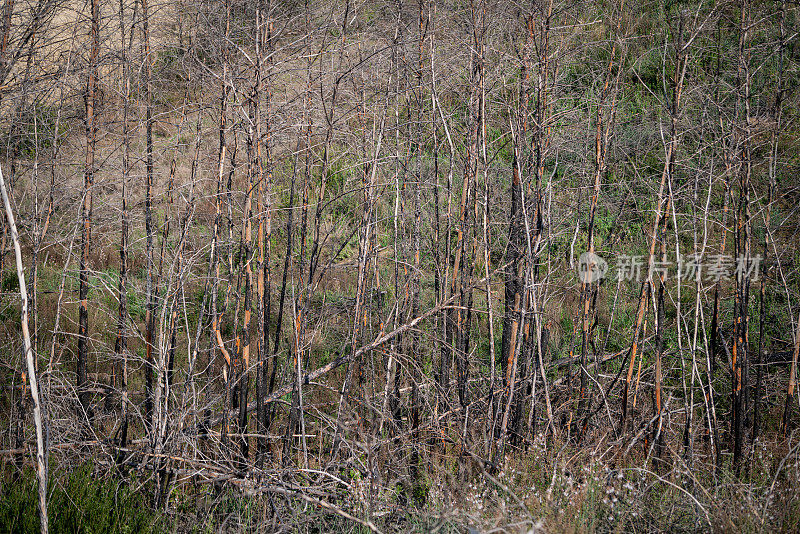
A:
[
  {"left": 115, "top": 0, "right": 131, "bottom": 461},
  {"left": 78, "top": 0, "right": 100, "bottom": 419},
  {"left": 782, "top": 306, "right": 800, "bottom": 434},
  {"left": 732, "top": 0, "right": 752, "bottom": 471},
  {"left": 577, "top": 8, "right": 620, "bottom": 436},
  {"left": 256, "top": 0, "right": 272, "bottom": 468},
  {"left": 0, "top": 163, "right": 48, "bottom": 534},
  {"left": 755, "top": 0, "right": 785, "bottom": 444},
  {"left": 142, "top": 0, "right": 156, "bottom": 440}
]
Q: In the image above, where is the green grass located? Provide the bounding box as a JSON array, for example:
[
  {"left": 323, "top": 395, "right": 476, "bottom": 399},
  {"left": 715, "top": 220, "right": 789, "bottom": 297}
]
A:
[{"left": 0, "top": 463, "right": 163, "bottom": 534}]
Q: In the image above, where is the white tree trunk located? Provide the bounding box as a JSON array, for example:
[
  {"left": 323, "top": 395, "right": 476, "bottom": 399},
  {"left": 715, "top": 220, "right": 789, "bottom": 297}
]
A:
[{"left": 0, "top": 164, "right": 48, "bottom": 534}]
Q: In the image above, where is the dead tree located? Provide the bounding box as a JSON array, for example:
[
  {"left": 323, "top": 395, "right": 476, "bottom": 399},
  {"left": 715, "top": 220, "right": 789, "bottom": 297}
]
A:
[
  {"left": 142, "top": 0, "right": 156, "bottom": 439},
  {"left": 1, "top": 161, "right": 48, "bottom": 534},
  {"left": 114, "top": 0, "right": 131, "bottom": 459},
  {"left": 757, "top": 0, "right": 785, "bottom": 443},
  {"left": 732, "top": 0, "right": 752, "bottom": 471},
  {"left": 256, "top": 0, "right": 272, "bottom": 468},
  {"left": 77, "top": 0, "right": 100, "bottom": 418},
  {"left": 576, "top": 0, "right": 623, "bottom": 440}
]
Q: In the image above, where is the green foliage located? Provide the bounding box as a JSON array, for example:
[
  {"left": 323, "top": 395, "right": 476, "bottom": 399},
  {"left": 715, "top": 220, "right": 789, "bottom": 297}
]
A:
[
  {"left": 3, "top": 103, "right": 69, "bottom": 159},
  {"left": 1, "top": 271, "right": 19, "bottom": 292},
  {"left": 412, "top": 478, "right": 430, "bottom": 507},
  {"left": 36, "top": 266, "right": 62, "bottom": 293},
  {"left": 0, "top": 464, "right": 161, "bottom": 534},
  {"left": 127, "top": 290, "right": 147, "bottom": 322},
  {"left": 153, "top": 47, "right": 187, "bottom": 81},
  {"left": 486, "top": 126, "right": 513, "bottom": 164}
]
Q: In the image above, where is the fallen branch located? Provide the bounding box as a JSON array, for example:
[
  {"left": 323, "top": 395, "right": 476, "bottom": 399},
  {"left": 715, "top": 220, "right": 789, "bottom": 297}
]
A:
[{"left": 201, "top": 288, "right": 464, "bottom": 431}]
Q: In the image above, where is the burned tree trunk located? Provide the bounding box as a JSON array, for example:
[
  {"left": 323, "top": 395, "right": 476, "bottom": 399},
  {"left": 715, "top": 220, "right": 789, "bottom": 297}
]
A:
[{"left": 77, "top": 0, "right": 100, "bottom": 419}]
